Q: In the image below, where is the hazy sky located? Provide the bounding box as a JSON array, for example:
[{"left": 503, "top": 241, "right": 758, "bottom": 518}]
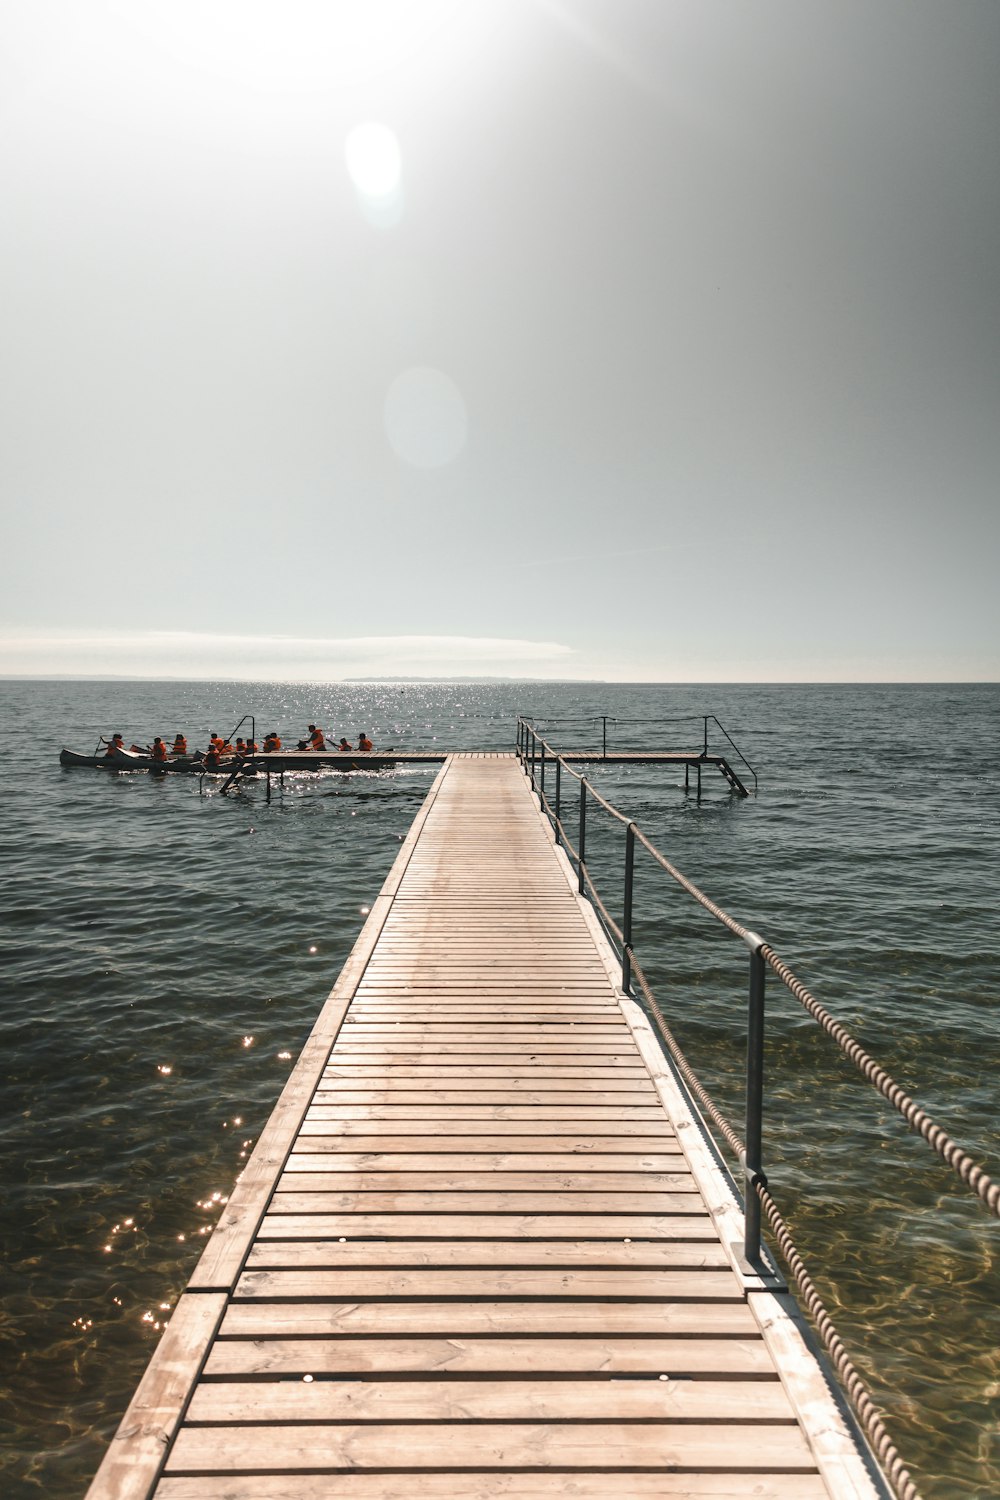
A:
[{"left": 2, "top": 0, "right": 997, "bottom": 681}]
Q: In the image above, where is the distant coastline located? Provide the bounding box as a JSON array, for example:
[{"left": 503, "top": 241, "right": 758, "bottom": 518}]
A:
[{"left": 0, "top": 674, "right": 610, "bottom": 685}]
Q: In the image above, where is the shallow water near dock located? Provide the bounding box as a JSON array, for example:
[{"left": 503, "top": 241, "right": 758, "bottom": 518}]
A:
[{"left": 1, "top": 679, "right": 998, "bottom": 1498}]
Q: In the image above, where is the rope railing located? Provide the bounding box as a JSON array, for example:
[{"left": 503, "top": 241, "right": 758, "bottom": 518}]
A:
[
  {"left": 761, "top": 945, "right": 1000, "bottom": 1216},
  {"left": 624, "top": 947, "right": 920, "bottom": 1500},
  {"left": 517, "top": 714, "right": 1000, "bottom": 1500},
  {"left": 519, "top": 717, "right": 1000, "bottom": 1221}
]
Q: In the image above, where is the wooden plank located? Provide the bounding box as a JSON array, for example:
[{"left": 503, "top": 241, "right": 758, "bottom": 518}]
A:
[
  {"left": 234, "top": 1268, "right": 741, "bottom": 1300},
  {"left": 255, "top": 1214, "right": 716, "bottom": 1240},
  {"left": 186, "top": 1377, "right": 796, "bottom": 1423},
  {"left": 330, "top": 1041, "right": 636, "bottom": 1051},
  {"left": 270, "top": 1194, "right": 704, "bottom": 1214},
  {"left": 288, "top": 1149, "right": 684, "bottom": 1167},
  {"left": 244, "top": 1240, "right": 730, "bottom": 1269},
  {"left": 308, "top": 1098, "right": 659, "bottom": 1110},
  {"left": 304, "top": 1105, "right": 669, "bottom": 1121},
  {"left": 275, "top": 1172, "right": 698, "bottom": 1194},
  {"left": 202, "top": 1333, "right": 772, "bottom": 1378},
  {"left": 220, "top": 1301, "right": 758, "bottom": 1337},
  {"left": 750, "top": 1289, "right": 884, "bottom": 1500},
  {"left": 85, "top": 1293, "right": 226, "bottom": 1500},
  {"left": 157, "top": 1474, "right": 828, "bottom": 1498},
  {"left": 165, "top": 1421, "right": 817, "bottom": 1473},
  {"left": 321, "top": 1067, "right": 652, "bottom": 1080},
  {"left": 283, "top": 1152, "right": 689, "bottom": 1176},
  {"left": 294, "top": 1130, "right": 679, "bottom": 1147}
]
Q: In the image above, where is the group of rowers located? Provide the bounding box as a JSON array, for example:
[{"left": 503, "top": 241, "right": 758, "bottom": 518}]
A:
[{"left": 101, "top": 723, "right": 375, "bottom": 768}]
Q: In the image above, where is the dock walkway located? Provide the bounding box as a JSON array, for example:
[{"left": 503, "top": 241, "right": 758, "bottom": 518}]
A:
[{"left": 89, "top": 754, "right": 883, "bottom": 1499}]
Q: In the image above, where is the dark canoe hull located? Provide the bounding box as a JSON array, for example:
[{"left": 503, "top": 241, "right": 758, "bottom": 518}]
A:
[
  {"left": 59, "top": 748, "right": 421, "bottom": 774},
  {"left": 60, "top": 749, "right": 200, "bottom": 772}
]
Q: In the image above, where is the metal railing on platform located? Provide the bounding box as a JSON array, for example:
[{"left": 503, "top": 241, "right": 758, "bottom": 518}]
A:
[
  {"left": 516, "top": 716, "right": 1000, "bottom": 1500},
  {"left": 518, "top": 711, "right": 758, "bottom": 792}
]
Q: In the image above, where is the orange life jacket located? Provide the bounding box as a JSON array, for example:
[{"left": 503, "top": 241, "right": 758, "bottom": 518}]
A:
[
  {"left": 338, "top": 739, "right": 352, "bottom": 751},
  {"left": 172, "top": 736, "right": 187, "bottom": 754},
  {"left": 152, "top": 742, "right": 167, "bottom": 761},
  {"left": 264, "top": 736, "right": 281, "bottom": 752},
  {"left": 104, "top": 744, "right": 117, "bottom": 757},
  {"left": 358, "top": 736, "right": 373, "bottom": 751},
  {"left": 309, "top": 729, "right": 325, "bottom": 749}
]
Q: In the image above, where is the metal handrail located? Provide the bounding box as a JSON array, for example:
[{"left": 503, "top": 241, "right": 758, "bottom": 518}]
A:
[
  {"left": 518, "top": 711, "right": 757, "bottom": 789},
  {"left": 705, "top": 713, "right": 758, "bottom": 792}
]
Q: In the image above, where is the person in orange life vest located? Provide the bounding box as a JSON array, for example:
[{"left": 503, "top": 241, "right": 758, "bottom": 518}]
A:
[
  {"left": 235, "top": 738, "right": 246, "bottom": 755},
  {"left": 104, "top": 733, "right": 125, "bottom": 757},
  {"left": 209, "top": 732, "right": 225, "bottom": 754},
  {"left": 263, "top": 732, "right": 281, "bottom": 752},
  {"left": 357, "top": 732, "right": 373, "bottom": 752},
  {"left": 151, "top": 737, "right": 168, "bottom": 762},
  {"left": 171, "top": 733, "right": 187, "bottom": 755},
  {"left": 202, "top": 746, "right": 221, "bottom": 769},
  {"left": 307, "top": 724, "right": 326, "bottom": 750},
  {"left": 338, "top": 736, "right": 353, "bottom": 751},
  {"left": 244, "top": 737, "right": 258, "bottom": 754}
]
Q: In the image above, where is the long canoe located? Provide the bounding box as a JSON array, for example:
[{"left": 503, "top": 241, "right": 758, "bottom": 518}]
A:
[{"left": 59, "top": 749, "right": 203, "bottom": 772}]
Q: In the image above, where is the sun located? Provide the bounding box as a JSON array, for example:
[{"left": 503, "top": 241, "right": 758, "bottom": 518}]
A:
[{"left": 344, "top": 122, "right": 402, "bottom": 200}]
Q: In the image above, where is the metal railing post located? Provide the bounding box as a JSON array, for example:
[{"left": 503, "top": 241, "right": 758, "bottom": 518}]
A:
[
  {"left": 529, "top": 728, "right": 536, "bottom": 790},
  {"left": 539, "top": 739, "right": 546, "bottom": 806},
  {"left": 602, "top": 716, "right": 607, "bottom": 758},
  {"left": 703, "top": 716, "right": 709, "bottom": 755},
  {"left": 554, "top": 759, "right": 562, "bottom": 844},
  {"left": 743, "top": 936, "right": 766, "bottom": 1265},
  {"left": 622, "top": 822, "right": 636, "bottom": 993},
  {"left": 578, "top": 777, "right": 587, "bottom": 893}
]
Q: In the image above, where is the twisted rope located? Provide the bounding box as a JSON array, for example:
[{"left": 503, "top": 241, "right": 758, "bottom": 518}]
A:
[
  {"left": 538, "top": 742, "right": 1000, "bottom": 1221},
  {"left": 761, "top": 945, "right": 1000, "bottom": 1218},
  {"left": 628, "top": 950, "right": 922, "bottom": 1500}
]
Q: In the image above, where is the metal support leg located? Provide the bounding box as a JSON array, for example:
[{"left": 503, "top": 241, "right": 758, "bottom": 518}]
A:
[
  {"left": 743, "top": 944, "right": 766, "bottom": 1265},
  {"left": 554, "top": 759, "right": 561, "bottom": 844},
  {"left": 622, "top": 823, "right": 635, "bottom": 993},
  {"left": 578, "top": 777, "right": 587, "bottom": 894}
]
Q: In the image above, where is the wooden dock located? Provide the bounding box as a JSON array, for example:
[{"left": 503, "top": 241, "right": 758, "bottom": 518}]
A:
[{"left": 88, "top": 753, "right": 884, "bottom": 1499}]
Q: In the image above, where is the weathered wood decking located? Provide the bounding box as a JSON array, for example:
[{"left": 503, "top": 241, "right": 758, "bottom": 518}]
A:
[{"left": 88, "top": 754, "right": 884, "bottom": 1499}]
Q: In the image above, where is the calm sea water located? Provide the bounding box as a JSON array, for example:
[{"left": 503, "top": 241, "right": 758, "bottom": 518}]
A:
[{"left": 1, "top": 680, "right": 997, "bottom": 1498}]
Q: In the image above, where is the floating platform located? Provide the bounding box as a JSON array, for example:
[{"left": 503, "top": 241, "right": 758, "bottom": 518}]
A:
[{"left": 87, "top": 754, "right": 884, "bottom": 1498}]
